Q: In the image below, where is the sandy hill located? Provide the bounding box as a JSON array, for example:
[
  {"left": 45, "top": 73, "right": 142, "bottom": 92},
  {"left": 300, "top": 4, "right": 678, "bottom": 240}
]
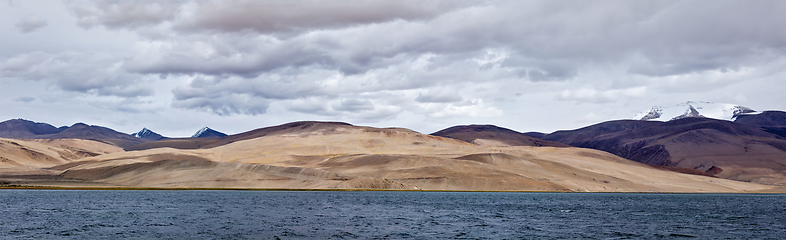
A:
[
  {"left": 431, "top": 124, "right": 569, "bottom": 147},
  {"left": 543, "top": 118, "right": 786, "bottom": 185},
  {"left": 0, "top": 138, "right": 123, "bottom": 176},
  {"left": 1, "top": 122, "right": 770, "bottom": 192}
]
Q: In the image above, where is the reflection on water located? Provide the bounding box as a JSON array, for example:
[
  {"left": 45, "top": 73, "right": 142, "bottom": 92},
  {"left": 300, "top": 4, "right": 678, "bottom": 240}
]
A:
[{"left": 1, "top": 190, "right": 784, "bottom": 239}]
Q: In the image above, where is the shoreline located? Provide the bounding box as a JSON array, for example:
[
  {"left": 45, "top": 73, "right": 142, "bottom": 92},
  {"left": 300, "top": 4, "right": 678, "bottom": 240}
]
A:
[{"left": 2, "top": 185, "right": 784, "bottom": 194}]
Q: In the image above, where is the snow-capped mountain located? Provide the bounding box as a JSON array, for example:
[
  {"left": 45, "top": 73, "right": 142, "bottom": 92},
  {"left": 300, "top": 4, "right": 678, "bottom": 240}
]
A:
[
  {"left": 132, "top": 128, "right": 166, "bottom": 140},
  {"left": 191, "top": 127, "right": 228, "bottom": 138},
  {"left": 633, "top": 101, "right": 756, "bottom": 121}
]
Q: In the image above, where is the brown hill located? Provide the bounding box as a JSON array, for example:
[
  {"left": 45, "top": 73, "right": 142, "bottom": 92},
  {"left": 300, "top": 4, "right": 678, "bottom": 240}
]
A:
[
  {"left": 1, "top": 123, "right": 769, "bottom": 192},
  {"left": 0, "top": 119, "right": 65, "bottom": 138},
  {"left": 125, "top": 121, "right": 357, "bottom": 151},
  {"left": 431, "top": 125, "right": 570, "bottom": 147},
  {"left": 543, "top": 118, "right": 786, "bottom": 184},
  {"left": 37, "top": 123, "right": 149, "bottom": 148},
  {"left": 0, "top": 119, "right": 149, "bottom": 149}
]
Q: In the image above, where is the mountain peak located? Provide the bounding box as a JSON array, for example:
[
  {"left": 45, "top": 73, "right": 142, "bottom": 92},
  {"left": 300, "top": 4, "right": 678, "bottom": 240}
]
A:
[
  {"left": 132, "top": 128, "right": 166, "bottom": 140},
  {"left": 191, "top": 127, "right": 227, "bottom": 138},
  {"left": 634, "top": 101, "right": 756, "bottom": 121}
]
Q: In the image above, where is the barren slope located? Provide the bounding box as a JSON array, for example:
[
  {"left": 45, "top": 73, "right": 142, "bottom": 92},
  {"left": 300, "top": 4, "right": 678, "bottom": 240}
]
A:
[
  {"left": 0, "top": 138, "right": 123, "bottom": 176},
  {"left": 543, "top": 118, "right": 786, "bottom": 184},
  {"left": 21, "top": 123, "right": 769, "bottom": 192},
  {"left": 431, "top": 124, "right": 570, "bottom": 147}
]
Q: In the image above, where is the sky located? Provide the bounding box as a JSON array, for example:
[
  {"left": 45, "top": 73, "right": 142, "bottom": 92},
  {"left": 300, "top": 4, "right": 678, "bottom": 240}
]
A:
[{"left": 2, "top": 0, "right": 785, "bottom": 137}]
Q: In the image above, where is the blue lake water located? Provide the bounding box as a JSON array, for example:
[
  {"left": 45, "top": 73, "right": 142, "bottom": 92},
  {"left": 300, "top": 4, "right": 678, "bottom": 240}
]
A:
[{"left": 1, "top": 190, "right": 784, "bottom": 239}]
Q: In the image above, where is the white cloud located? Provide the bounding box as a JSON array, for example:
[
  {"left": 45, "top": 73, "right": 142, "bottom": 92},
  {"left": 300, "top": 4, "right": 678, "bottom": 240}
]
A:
[
  {"left": 426, "top": 99, "right": 503, "bottom": 118},
  {"left": 556, "top": 87, "right": 647, "bottom": 104}
]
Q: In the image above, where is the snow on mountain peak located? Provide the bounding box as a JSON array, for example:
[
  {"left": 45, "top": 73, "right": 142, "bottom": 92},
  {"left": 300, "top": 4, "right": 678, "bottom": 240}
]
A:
[
  {"left": 132, "top": 127, "right": 166, "bottom": 140},
  {"left": 132, "top": 128, "right": 152, "bottom": 138},
  {"left": 633, "top": 101, "right": 756, "bottom": 121},
  {"left": 192, "top": 127, "right": 211, "bottom": 138}
]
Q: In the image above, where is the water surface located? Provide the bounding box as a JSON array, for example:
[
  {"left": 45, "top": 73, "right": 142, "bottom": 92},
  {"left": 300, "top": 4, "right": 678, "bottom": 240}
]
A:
[{"left": 1, "top": 190, "right": 784, "bottom": 239}]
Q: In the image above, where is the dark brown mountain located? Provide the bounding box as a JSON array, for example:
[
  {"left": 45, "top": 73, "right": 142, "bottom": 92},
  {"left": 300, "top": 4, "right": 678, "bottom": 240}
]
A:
[
  {"left": 523, "top": 132, "right": 547, "bottom": 139},
  {"left": 191, "top": 127, "right": 227, "bottom": 138},
  {"left": 735, "top": 111, "right": 786, "bottom": 139},
  {"left": 0, "top": 119, "right": 66, "bottom": 138},
  {"left": 126, "top": 121, "right": 354, "bottom": 151},
  {"left": 0, "top": 119, "right": 149, "bottom": 149},
  {"left": 132, "top": 128, "right": 167, "bottom": 141},
  {"left": 735, "top": 111, "right": 786, "bottom": 127},
  {"left": 542, "top": 118, "right": 786, "bottom": 184},
  {"left": 37, "top": 123, "right": 149, "bottom": 148},
  {"left": 430, "top": 124, "right": 570, "bottom": 147}
]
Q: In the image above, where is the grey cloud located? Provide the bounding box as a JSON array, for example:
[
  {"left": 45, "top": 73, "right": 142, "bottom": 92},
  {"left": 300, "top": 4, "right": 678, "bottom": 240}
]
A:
[
  {"left": 69, "top": 0, "right": 785, "bottom": 82},
  {"left": 171, "top": 93, "right": 269, "bottom": 116},
  {"left": 332, "top": 99, "right": 374, "bottom": 113},
  {"left": 171, "top": 73, "right": 330, "bottom": 101},
  {"left": 68, "top": 0, "right": 183, "bottom": 29},
  {"left": 43, "top": 0, "right": 786, "bottom": 122},
  {"left": 13, "top": 97, "right": 35, "bottom": 103},
  {"left": 288, "top": 98, "right": 331, "bottom": 116},
  {"left": 15, "top": 15, "right": 48, "bottom": 33},
  {"left": 177, "top": 0, "right": 472, "bottom": 35},
  {"left": 0, "top": 51, "right": 153, "bottom": 97},
  {"left": 89, "top": 98, "right": 158, "bottom": 114}
]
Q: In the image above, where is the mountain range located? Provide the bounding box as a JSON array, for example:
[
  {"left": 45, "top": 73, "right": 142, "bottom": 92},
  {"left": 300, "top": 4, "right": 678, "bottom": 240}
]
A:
[
  {"left": 1, "top": 103, "right": 784, "bottom": 191},
  {"left": 633, "top": 101, "right": 756, "bottom": 121}
]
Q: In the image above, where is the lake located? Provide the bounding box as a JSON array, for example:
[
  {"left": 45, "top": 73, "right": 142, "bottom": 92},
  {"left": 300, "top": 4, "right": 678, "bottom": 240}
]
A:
[{"left": 1, "top": 190, "right": 784, "bottom": 239}]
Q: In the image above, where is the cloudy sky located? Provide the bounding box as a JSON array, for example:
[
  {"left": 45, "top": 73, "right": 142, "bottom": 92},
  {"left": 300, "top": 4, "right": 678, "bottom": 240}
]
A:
[{"left": 2, "top": 0, "right": 785, "bottom": 137}]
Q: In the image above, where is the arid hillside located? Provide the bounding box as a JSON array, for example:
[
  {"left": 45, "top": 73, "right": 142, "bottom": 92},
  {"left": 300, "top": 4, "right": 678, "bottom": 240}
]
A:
[
  {"left": 431, "top": 124, "right": 569, "bottom": 147},
  {"left": 543, "top": 118, "right": 786, "bottom": 185},
  {"left": 1, "top": 122, "right": 772, "bottom": 192}
]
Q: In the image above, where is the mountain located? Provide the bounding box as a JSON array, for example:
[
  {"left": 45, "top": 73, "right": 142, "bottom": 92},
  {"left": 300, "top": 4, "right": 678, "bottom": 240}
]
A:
[
  {"left": 0, "top": 119, "right": 65, "bottom": 138},
  {"left": 191, "top": 127, "right": 227, "bottom": 138},
  {"left": 542, "top": 117, "right": 786, "bottom": 184},
  {"left": 0, "top": 119, "right": 149, "bottom": 149},
  {"left": 41, "top": 123, "right": 150, "bottom": 148},
  {"left": 2, "top": 121, "right": 770, "bottom": 192},
  {"left": 132, "top": 128, "right": 166, "bottom": 140},
  {"left": 633, "top": 101, "right": 756, "bottom": 121},
  {"left": 126, "top": 121, "right": 355, "bottom": 151},
  {"left": 430, "top": 124, "right": 569, "bottom": 147},
  {"left": 734, "top": 111, "right": 786, "bottom": 128}
]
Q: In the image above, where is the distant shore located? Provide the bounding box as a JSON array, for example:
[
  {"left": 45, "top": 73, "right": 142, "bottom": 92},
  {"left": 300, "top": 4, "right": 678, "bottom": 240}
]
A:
[{"left": 2, "top": 184, "right": 784, "bottom": 194}]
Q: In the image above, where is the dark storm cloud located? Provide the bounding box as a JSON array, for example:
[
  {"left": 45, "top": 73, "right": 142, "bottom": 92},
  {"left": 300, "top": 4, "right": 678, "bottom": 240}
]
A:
[{"left": 15, "top": 15, "right": 48, "bottom": 33}]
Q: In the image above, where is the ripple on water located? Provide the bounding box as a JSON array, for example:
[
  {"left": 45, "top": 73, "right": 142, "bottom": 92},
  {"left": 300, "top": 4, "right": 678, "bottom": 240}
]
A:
[{"left": 0, "top": 191, "right": 785, "bottom": 239}]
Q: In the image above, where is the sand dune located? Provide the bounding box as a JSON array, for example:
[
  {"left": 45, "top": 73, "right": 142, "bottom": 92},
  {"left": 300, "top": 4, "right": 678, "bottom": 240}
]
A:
[{"left": 1, "top": 124, "right": 770, "bottom": 192}]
